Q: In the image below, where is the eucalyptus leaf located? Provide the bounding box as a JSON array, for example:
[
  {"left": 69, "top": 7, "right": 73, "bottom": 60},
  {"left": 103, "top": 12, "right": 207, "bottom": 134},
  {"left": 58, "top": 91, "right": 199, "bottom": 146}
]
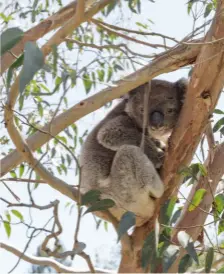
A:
[
  {"left": 1, "top": 27, "right": 23, "bottom": 56},
  {"left": 4, "top": 221, "right": 11, "bottom": 238},
  {"left": 84, "top": 199, "right": 115, "bottom": 214},
  {"left": 213, "top": 117, "right": 224, "bottom": 133},
  {"left": 19, "top": 164, "right": 24, "bottom": 177},
  {"left": 178, "top": 254, "right": 193, "bottom": 273},
  {"left": 19, "top": 42, "right": 44, "bottom": 93},
  {"left": 188, "top": 188, "right": 207, "bottom": 211},
  {"left": 117, "top": 211, "right": 136, "bottom": 242},
  {"left": 214, "top": 194, "right": 224, "bottom": 214},
  {"left": 205, "top": 247, "right": 214, "bottom": 273},
  {"left": 81, "top": 190, "right": 101, "bottom": 205},
  {"left": 177, "top": 231, "right": 199, "bottom": 264},
  {"left": 11, "top": 209, "right": 24, "bottom": 221},
  {"left": 160, "top": 197, "right": 177, "bottom": 225}
]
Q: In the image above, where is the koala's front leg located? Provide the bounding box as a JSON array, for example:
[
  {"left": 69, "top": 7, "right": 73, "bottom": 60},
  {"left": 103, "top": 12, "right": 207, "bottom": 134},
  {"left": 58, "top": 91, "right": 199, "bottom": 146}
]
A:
[
  {"left": 109, "top": 145, "right": 164, "bottom": 225},
  {"left": 97, "top": 115, "right": 141, "bottom": 150}
]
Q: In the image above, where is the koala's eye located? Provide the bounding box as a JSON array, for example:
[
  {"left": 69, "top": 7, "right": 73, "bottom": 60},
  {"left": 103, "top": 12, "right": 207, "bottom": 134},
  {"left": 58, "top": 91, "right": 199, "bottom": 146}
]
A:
[{"left": 150, "top": 111, "right": 164, "bottom": 127}]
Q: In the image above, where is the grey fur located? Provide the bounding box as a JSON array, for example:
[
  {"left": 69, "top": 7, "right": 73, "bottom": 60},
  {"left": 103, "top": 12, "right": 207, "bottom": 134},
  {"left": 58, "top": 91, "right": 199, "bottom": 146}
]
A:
[{"left": 80, "top": 79, "right": 187, "bottom": 226}]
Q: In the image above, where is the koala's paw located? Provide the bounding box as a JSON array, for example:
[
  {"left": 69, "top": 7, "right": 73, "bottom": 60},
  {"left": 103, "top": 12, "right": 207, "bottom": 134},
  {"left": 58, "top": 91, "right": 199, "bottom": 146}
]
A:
[
  {"left": 152, "top": 146, "right": 165, "bottom": 169},
  {"left": 154, "top": 139, "right": 166, "bottom": 152}
]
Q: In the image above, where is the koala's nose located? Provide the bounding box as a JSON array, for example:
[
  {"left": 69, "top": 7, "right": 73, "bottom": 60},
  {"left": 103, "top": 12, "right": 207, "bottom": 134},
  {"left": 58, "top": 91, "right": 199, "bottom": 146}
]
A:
[{"left": 150, "top": 111, "right": 164, "bottom": 128}]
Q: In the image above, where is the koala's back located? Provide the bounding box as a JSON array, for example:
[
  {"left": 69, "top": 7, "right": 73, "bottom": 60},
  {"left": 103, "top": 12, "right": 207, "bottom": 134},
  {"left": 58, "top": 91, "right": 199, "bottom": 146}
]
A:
[{"left": 80, "top": 100, "right": 126, "bottom": 192}]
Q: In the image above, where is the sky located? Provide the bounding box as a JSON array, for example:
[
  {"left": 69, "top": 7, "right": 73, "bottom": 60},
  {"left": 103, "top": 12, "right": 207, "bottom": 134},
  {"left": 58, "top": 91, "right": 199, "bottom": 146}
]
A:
[{"left": 0, "top": 0, "right": 224, "bottom": 273}]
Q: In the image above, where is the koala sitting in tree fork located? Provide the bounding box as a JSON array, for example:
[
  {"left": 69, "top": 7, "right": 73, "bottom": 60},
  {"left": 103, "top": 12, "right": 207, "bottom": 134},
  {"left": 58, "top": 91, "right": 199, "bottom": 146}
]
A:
[{"left": 79, "top": 79, "right": 187, "bottom": 226}]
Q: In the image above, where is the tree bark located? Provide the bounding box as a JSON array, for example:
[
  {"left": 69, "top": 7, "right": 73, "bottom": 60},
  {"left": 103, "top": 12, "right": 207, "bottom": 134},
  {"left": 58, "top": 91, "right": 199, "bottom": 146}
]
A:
[{"left": 118, "top": 0, "right": 224, "bottom": 272}]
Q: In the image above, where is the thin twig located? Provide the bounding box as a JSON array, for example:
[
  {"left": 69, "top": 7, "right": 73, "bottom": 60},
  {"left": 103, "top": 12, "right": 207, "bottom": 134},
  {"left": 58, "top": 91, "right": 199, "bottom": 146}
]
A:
[
  {"left": 2, "top": 181, "right": 20, "bottom": 201},
  {"left": 91, "top": 19, "right": 179, "bottom": 43},
  {"left": 79, "top": 251, "right": 95, "bottom": 273},
  {"left": 65, "top": 38, "right": 156, "bottom": 58},
  {"left": 91, "top": 19, "right": 170, "bottom": 49}
]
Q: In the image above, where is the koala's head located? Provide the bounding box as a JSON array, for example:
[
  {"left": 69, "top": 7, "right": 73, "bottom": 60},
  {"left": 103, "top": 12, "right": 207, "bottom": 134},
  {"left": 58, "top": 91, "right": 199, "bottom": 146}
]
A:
[{"left": 125, "top": 79, "right": 187, "bottom": 141}]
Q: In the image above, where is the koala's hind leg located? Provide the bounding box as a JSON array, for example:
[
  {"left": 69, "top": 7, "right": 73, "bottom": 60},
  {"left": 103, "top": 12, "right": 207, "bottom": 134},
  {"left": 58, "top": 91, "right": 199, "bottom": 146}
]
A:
[{"left": 109, "top": 145, "right": 164, "bottom": 225}]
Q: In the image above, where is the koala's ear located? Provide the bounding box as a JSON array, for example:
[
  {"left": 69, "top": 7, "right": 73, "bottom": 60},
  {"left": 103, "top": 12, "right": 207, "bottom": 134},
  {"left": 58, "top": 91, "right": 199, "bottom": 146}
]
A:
[{"left": 175, "top": 78, "right": 188, "bottom": 104}]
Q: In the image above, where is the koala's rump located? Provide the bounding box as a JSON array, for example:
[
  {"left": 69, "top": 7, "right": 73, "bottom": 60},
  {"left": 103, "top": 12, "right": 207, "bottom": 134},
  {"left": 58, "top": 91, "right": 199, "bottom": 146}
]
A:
[{"left": 80, "top": 136, "right": 115, "bottom": 192}]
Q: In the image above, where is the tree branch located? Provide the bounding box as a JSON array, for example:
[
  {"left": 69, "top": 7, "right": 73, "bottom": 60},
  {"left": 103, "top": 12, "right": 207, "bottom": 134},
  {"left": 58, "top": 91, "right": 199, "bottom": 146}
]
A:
[
  {"left": 168, "top": 142, "right": 224, "bottom": 273},
  {"left": 122, "top": 1, "right": 224, "bottom": 272},
  {"left": 1, "top": 0, "right": 78, "bottom": 74},
  {"left": 0, "top": 41, "right": 201, "bottom": 178},
  {"left": 0, "top": 0, "right": 108, "bottom": 74},
  {"left": 0, "top": 242, "right": 109, "bottom": 273}
]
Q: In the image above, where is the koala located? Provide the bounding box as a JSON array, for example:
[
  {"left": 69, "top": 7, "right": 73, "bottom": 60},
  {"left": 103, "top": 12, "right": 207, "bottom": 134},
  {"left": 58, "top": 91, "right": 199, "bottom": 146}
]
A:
[{"left": 79, "top": 79, "right": 187, "bottom": 226}]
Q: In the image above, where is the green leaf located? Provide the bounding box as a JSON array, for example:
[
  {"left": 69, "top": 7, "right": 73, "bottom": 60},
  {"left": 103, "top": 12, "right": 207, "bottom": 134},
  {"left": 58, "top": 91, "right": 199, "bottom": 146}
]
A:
[
  {"left": 51, "top": 147, "right": 56, "bottom": 158},
  {"left": 188, "top": 188, "right": 207, "bottom": 211},
  {"left": 81, "top": 190, "right": 101, "bottom": 205},
  {"left": 105, "top": 1, "right": 117, "bottom": 15},
  {"left": 66, "top": 154, "right": 71, "bottom": 166},
  {"left": 19, "top": 42, "right": 44, "bottom": 93},
  {"left": 4, "top": 221, "right": 11, "bottom": 238},
  {"left": 160, "top": 197, "right": 177, "bottom": 225},
  {"left": 197, "top": 163, "right": 207, "bottom": 176},
  {"left": 107, "top": 66, "right": 113, "bottom": 82},
  {"left": 56, "top": 135, "right": 67, "bottom": 144},
  {"left": 170, "top": 208, "right": 182, "bottom": 225},
  {"left": 11, "top": 209, "right": 24, "bottom": 221},
  {"left": 187, "top": 2, "right": 193, "bottom": 14},
  {"left": 205, "top": 247, "right": 214, "bottom": 273},
  {"left": 218, "top": 212, "right": 224, "bottom": 235},
  {"left": 104, "top": 221, "right": 108, "bottom": 232},
  {"left": 5, "top": 212, "right": 11, "bottom": 222},
  {"left": 213, "top": 117, "right": 224, "bottom": 133},
  {"left": 114, "top": 64, "right": 123, "bottom": 71},
  {"left": 97, "top": 69, "right": 105, "bottom": 82},
  {"left": 214, "top": 194, "right": 224, "bottom": 214},
  {"left": 19, "top": 164, "right": 24, "bottom": 177},
  {"left": 214, "top": 109, "right": 224, "bottom": 115},
  {"left": 221, "top": 126, "right": 224, "bottom": 136},
  {"left": 204, "top": 3, "right": 213, "bottom": 18},
  {"left": 117, "top": 211, "right": 136, "bottom": 242},
  {"left": 177, "top": 231, "right": 199, "bottom": 264},
  {"left": 19, "top": 95, "right": 24, "bottom": 111},
  {"left": 10, "top": 170, "right": 17, "bottom": 178},
  {"left": 0, "top": 13, "right": 13, "bottom": 23},
  {"left": 217, "top": 267, "right": 224, "bottom": 273},
  {"left": 84, "top": 199, "right": 115, "bottom": 214},
  {"left": 141, "top": 231, "right": 156, "bottom": 269},
  {"left": 37, "top": 103, "right": 43, "bottom": 117},
  {"left": 60, "top": 163, "right": 67, "bottom": 175},
  {"left": 163, "top": 247, "right": 179, "bottom": 272},
  {"left": 213, "top": 108, "right": 224, "bottom": 115},
  {"left": 0, "top": 27, "right": 24, "bottom": 56},
  {"left": 83, "top": 73, "right": 92, "bottom": 94},
  {"left": 7, "top": 54, "right": 24, "bottom": 91},
  {"left": 178, "top": 254, "right": 193, "bottom": 273}
]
